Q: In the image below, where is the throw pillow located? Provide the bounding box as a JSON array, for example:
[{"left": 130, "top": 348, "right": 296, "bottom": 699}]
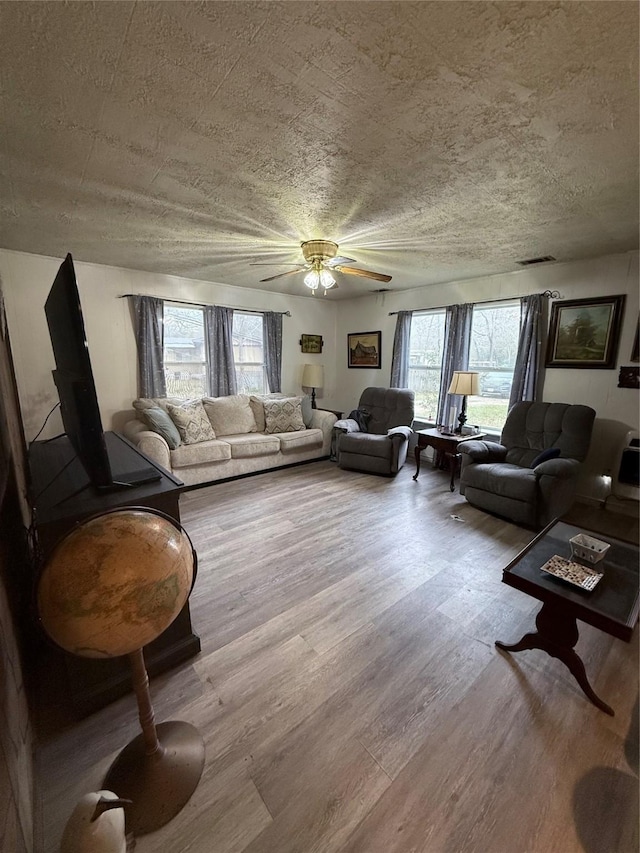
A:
[
  {"left": 264, "top": 397, "right": 306, "bottom": 434},
  {"left": 203, "top": 394, "right": 257, "bottom": 436},
  {"left": 249, "top": 393, "right": 286, "bottom": 432},
  {"left": 140, "top": 405, "right": 182, "bottom": 449},
  {"left": 531, "top": 447, "right": 561, "bottom": 467},
  {"left": 167, "top": 400, "right": 217, "bottom": 445}
]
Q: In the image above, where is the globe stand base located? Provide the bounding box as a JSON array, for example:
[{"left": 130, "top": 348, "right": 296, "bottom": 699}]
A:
[{"left": 103, "top": 720, "right": 205, "bottom": 836}]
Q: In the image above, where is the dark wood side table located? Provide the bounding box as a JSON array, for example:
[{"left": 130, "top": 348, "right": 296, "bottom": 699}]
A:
[
  {"left": 496, "top": 519, "right": 639, "bottom": 716},
  {"left": 413, "top": 428, "right": 486, "bottom": 491}
]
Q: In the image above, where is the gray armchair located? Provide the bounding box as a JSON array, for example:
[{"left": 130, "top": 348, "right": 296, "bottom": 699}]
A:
[
  {"left": 336, "top": 387, "right": 415, "bottom": 476},
  {"left": 460, "top": 401, "right": 596, "bottom": 528}
]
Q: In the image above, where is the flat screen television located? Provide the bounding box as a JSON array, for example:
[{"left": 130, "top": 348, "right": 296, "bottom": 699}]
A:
[{"left": 44, "top": 253, "right": 159, "bottom": 491}]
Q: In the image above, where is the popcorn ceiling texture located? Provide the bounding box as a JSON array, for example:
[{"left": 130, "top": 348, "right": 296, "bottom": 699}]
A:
[{"left": 0, "top": 1, "right": 637, "bottom": 298}]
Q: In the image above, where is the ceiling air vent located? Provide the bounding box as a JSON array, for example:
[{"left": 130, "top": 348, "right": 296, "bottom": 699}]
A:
[{"left": 516, "top": 256, "right": 556, "bottom": 266}]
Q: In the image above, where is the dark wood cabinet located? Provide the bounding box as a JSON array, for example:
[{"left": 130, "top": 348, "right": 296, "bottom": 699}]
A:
[{"left": 29, "top": 431, "right": 201, "bottom": 717}]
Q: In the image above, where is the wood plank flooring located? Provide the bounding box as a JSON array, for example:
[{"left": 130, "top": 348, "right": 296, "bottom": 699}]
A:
[{"left": 35, "top": 461, "right": 639, "bottom": 853}]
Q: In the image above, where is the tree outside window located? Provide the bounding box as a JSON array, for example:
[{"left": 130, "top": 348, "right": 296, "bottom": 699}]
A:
[
  {"left": 408, "top": 310, "right": 446, "bottom": 420},
  {"left": 466, "top": 301, "right": 520, "bottom": 430},
  {"left": 163, "top": 305, "right": 206, "bottom": 397}
]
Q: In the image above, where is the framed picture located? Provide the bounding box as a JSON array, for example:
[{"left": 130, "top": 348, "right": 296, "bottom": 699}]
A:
[
  {"left": 347, "top": 330, "right": 381, "bottom": 369},
  {"left": 545, "top": 295, "right": 625, "bottom": 369},
  {"left": 300, "top": 334, "right": 323, "bottom": 354},
  {"left": 631, "top": 314, "right": 639, "bottom": 362},
  {"left": 618, "top": 366, "right": 640, "bottom": 389}
]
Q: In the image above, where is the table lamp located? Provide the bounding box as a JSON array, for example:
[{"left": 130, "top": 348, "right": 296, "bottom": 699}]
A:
[
  {"left": 37, "top": 507, "right": 205, "bottom": 837},
  {"left": 302, "top": 363, "right": 324, "bottom": 408},
  {"left": 447, "top": 370, "right": 479, "bottom": 433}
]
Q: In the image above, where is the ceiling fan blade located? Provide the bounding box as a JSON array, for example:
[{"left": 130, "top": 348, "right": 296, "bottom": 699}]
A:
[
  {"left": 325, "top": 256, "right": 356, "bottom": 267},
  {"left": 334, "top": 265, "right": 392, "bottom": 283},
  {"left": 259, "top": 269, "right": 304, "bottom": 283}
]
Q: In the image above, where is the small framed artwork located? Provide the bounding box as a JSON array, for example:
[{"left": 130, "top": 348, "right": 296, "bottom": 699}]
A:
[
  {"left": 348, "top": 330, "right": 381, "bottom": 369},
  {"left": 631, "top": 314, "right": 639, "bottom": 362},
  {"left": 618, "top": 366, "right": 639, "bottom": 389},
  {"left": 546, "top": 295, "right": 625, "bottom": 369},
  {"left": 300, "top": 334, "right": 323, "bottom": 354}
]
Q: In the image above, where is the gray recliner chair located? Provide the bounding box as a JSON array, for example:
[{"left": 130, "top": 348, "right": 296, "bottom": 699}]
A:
[
  {"left": 336, "top": 387, "right": 415, "bottom": 476},
  {"left": 459, "top": 401, "right": 596, "bottom": 528}
]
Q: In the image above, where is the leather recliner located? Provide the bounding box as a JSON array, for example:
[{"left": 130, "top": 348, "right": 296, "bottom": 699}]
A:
[
  {"left": 459, "top": 401, "right": 595, "bottom": 528},
  {"left": 336, "top": 387, "right": 415, "bottom": 476}
]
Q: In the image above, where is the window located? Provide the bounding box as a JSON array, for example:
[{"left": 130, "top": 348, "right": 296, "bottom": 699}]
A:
[
  {"left": 162, "top": 305, "right": 267, "bottom": 397},
  {"left": 163, "top": 304, "right": 206, "bottom": 397},
  {"left": 232, "top": 312, "right": 266, "bottom": 394},
  {"left": 466, "top": 300, "right": 520, "bottom": 431},
  {"left": 408, "top": 310, "right": 446, "bottom": 421}
]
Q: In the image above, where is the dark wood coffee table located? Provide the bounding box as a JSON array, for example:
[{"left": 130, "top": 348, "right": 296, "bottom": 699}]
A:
[
  {"left": 497, "top": 519, "right": 639, "bottom": 716},
  {"left": 413, "top": 428, "right": 486, "bottom": 491}
]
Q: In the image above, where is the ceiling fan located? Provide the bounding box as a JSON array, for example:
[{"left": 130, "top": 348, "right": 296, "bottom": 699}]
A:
[{"left": 251, "top": 240, "right": 392, "bottom": 295}]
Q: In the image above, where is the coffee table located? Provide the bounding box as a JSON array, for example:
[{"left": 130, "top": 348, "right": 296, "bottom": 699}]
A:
[
  {"left": 413, "top": 428, "right": 486, "bottom": 491},
  {"left": 496, "top": 519, "right": 639, "bottom": 716}
]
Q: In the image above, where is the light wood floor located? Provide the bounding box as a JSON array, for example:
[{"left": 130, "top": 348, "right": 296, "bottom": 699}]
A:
[{"left": 35, "top": 461, "right": 639, "bottom": 853}]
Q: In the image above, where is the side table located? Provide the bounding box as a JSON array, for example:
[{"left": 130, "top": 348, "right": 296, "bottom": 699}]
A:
[{"left": 413, "top": 428, "right": 486, "bottom": 491}]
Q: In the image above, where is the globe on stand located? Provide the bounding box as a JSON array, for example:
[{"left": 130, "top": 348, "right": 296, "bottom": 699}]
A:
[{"left": 37, "top": 508, "right": 205, "bottom": 836}]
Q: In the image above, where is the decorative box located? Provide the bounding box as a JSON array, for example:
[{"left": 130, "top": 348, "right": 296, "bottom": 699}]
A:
[{"left": 569, "top": 533, "right": 610, "bottom": 565}]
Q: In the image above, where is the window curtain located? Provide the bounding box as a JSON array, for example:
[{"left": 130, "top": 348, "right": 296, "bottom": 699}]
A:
[
  {"left": 129, "top": 295, "right": 166, "bottom": 398},
  {"left": 263, "top": 311, "right": 283, "bottom": 392},
  {"left": 509, "top": 293, "right": 546, "bottom": 408},
  {"left": 390, "top": 310, "right": 413, "bottom": 387},
  {"left": 436, "top": 303, "right": 473, "bottom": 428},
  {"left": 204, "top": 305, "right": 237, "bottom": 397}
]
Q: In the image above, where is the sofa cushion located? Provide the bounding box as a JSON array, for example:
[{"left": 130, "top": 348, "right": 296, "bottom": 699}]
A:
[
  {"left": 249, "top": 393, "right": 286, "bottom": 432},
  {"left": 170, "top": 439, "right": 232, "bottom": 468},
  {"left": 204, "top": 394, "right": 257, "bottom": 436},
  {"left": 223, "top": 433, "right": 281, "bottom": 458},
  {"left": 140, "top": 405, "right": 182, "bottom": 450},
  {"left": 462, "top": 462, "right": 537, "bottom": 503},
  {"left": 166, "top": 400, "right": 217, "bottom": 444},
  {"left": 264, "top": 397, "right": 306, "bottom": 433},
  {"left": 277, "top": 428, "right": 323, "bottom": 453},
  {"left": 133, "top": 396, "right": 182, "bottom": 413},
  {"left": 300, "top": 395, "right": 313, "bottom": 427}
]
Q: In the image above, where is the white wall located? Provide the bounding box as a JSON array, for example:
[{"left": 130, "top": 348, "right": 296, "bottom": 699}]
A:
[
  {"left": 333, "top": 251, "right": 639, "bottom": 501},
  {"left": 0, "top": 249, "right": 338, "bottom": 440},
  {"left": 1, "top": 247, "right": 637, "bottom": 502}
]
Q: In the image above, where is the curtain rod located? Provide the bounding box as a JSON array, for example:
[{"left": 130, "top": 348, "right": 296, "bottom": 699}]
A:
[
  {"left": 120, "top": 293, "right": 291, "bottom": 317},
  {"left": 388, "top": 290, "right": 560, "bottom": 316}
]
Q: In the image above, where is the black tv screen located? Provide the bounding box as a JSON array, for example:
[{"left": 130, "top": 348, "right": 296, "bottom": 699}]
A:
[{"left": 44, "top": 254, "right": 159, "bottom": 491}]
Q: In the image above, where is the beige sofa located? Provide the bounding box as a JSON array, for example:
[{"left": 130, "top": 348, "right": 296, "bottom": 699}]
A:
[{"left": 122, "top": 393, "right": 337, "bottom": 487}]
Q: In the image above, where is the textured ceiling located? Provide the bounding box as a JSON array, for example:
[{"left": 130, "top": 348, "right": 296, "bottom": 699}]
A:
[{"left": 0, "top": 1, "right": 638, "bottom": 299}]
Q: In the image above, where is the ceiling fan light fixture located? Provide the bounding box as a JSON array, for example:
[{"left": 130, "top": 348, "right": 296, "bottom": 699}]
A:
[{"left": 303, "top": 265, "right": 336, "bottom": 294}]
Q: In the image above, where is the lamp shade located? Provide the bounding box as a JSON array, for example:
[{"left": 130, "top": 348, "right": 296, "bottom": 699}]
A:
[
  {"left": 447, "top": 371, "right": 479, "bottom": 396},
  {"left": 302, "top": 364, "right": 324, "bottom": 388}
]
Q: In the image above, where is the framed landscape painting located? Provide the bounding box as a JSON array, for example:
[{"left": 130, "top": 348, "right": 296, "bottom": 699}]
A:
[
  {"left": 545, "top": 295, "right": 625, "bottom": 369},
  {"left": 300, "top": 334, "right": 323, "bottom": 354},
  {"left": 348, "top": 331, "right": 381, "bottom": 368}
]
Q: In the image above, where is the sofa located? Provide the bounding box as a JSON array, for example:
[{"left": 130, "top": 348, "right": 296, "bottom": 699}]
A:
[
  {"left": 459, "top": 401, "right": 596, "bottom": 528},
  {"left": 122, "top": 393, "right": 337, "bottom": 487},
  {"left": 335, "top": 387, "right": 415, "bottom": 476}
]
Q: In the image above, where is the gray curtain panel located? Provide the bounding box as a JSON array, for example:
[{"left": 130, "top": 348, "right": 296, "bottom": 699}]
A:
[
  {"left": 204, "top": 305, "right": 237, "bottom": 397},
  {"left": 129, "top": 295, "right": 166, "bottom": 398},
  {"left": 436, "top": 303, "right": 473, "bottom": 428},
  {"left": 509, "top": 293, "right": 546, "bottom": 408},
  {"left": 263, "top": 311, "right": 283, "bottom": 392},
  {"left": 390, "top": 310, "right": 413, "bottom": 387}
]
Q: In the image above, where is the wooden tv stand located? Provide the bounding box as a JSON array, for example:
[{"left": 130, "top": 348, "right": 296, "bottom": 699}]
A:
[{"left": 29, "top": 431, "right": 201, "bottom": 717}]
